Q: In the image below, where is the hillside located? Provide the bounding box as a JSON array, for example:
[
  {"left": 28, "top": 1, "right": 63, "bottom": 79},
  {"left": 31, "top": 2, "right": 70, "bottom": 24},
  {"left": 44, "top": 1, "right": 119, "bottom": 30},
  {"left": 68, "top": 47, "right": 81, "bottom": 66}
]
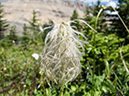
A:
[{"left": 1, "top": 0, "right": 86, "bottom": 35}]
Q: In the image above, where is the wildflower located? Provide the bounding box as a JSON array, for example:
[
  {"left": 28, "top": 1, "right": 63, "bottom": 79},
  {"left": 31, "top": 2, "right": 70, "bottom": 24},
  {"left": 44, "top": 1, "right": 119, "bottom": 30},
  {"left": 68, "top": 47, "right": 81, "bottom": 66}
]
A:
[
  {"left": 12, "top": 40, "right": 15, "bottom": 44},
  {"left": 86, "top": 77, "right": 88, "bottom": 80},
  {"left": 40, "top": 20, "right": 90, "bottom": 87},
  {"left": 32, "top": 53, "right": 39, "bottom": 60},
  {"left": 23, "top": 61, "right": 27, "bottom": 65},
  {"left": 3, "top": 66, "right": 6, "bottom": 71},
  {"left": 23, "top": 85, "right": 26, "bottom": 88}
]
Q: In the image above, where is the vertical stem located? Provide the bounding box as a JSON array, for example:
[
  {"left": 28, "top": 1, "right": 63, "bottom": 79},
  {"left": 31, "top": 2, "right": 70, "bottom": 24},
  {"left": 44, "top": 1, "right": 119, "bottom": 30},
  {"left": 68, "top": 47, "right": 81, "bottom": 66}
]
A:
[
  {"left": 92, "top": 8, "right": 104, "bottom": 96},
  {"left": 95, "top": 8, "right": 103, "bottom": 29},
  {"left": 92, "top": 32, "right": 96, "bottom": 96},
  {"left": 23, "top": 88, "right": 26, "bottom": 96},
  {"left": 60, "top": 84, "right": 64, "bottom": 96}
]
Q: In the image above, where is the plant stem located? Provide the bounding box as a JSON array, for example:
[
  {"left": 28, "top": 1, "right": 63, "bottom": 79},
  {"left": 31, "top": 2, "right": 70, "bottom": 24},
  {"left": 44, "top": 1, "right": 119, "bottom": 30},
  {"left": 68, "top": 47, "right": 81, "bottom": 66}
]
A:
[
  {"left": 92, "top": 7, "right": 104, "bottom": 96},
  {"left": 60, "top": 77, "right": 65, "bottom": 96},
  {"left": 60, "top": 84, "right": 64, "bottom": 96},
  {"left": 120, "top": 46, "right": 129, "bottom": 73},
  {"left": 92, "top": 32, "right": 96, "bottom": 96},
  {"left": 113, "top": 7, "right": 129, "bottom": 33},
  {"left": 95, "top": 8, "right": 103, "bottom": 29},
  {"left": 106, "top": 0, "right": 129, "bottom": 33}
]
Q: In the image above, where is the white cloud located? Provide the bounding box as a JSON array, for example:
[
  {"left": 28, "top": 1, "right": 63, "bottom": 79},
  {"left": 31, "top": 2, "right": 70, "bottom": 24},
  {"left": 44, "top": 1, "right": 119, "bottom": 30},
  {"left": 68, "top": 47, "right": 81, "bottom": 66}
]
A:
[
  {"left": 106, "top": 1, "right": 118, "bottom": 14},
  {"left": 80, "top": 0, "right": 118, "bottom": 14},
  {"left": 79, "top": 0, "right": 118, "bottom": 8},
  {"left": 107, "top": 1, "right": 117, "bottom": 8},
  {"left": 79, "top": 0, "right": 117, "bottom": 7},
  {"left": 106, "top": 10, "right": 118, "bottom": 14},
  {"left": 78, "top": 0, "right": 118, "bottom": 14}
]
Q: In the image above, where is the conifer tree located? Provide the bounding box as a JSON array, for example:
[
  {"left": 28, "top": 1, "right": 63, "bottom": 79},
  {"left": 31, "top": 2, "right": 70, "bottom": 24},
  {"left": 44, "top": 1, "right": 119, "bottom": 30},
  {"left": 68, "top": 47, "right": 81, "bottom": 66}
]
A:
[
  {"left": 93, "top": 0, "right": 101, "bottom": 16},
  {"left": 0, "top": 2, "right": 9, "bottom": 40},
  {"left": 24, "top": 10, "right": 40, "bottom": 42},
  {"left": 7, "top": 26, "right": 18, "bottom": 41},
  {"left": 21, "top": 24, "right": 29, "bottom": 44},
  {"left": 84, "top": 0, "right": 108, "bottom": 32},
  {"left": 84, "top": 4, "right": 93, "bottom": 22},
  {"left": 70, "top": 9, "right": 81, "bottom": 30},
  {"left": 41, "top": 19, "right": 54, "bottom": 42},
  {"left": 85, "top": 4, "right": 91, "bottom": 17},
  {"left": 29, "top": 10, "right": 40, "bottom": 41},
  {"left": 30, "top": 10, "right": 40, "bottom": 33},
  {"left": 108, "top": 0, "right": 129, "bottom": 44},
  {"left": 70, "top": 9, "right": 79, "bottom": 20}
]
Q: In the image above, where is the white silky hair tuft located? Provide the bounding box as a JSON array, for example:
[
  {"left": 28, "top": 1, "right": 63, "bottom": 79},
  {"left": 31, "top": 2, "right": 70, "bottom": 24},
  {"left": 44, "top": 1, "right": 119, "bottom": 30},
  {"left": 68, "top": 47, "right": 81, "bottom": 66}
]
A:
[{"left": 40, "top": 20, "right": 89, "bottom": 87}]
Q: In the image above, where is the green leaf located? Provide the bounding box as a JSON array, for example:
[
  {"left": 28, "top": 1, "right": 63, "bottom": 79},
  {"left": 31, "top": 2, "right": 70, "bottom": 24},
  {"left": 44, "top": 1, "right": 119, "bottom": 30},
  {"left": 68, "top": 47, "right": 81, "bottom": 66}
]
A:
[
  {"left": 71, "top": 85, "right": 77, "bottom": 91},
  {"left": 94, "top": 91, "right": 101, "bottom": 96},
  {"left": 104, "top": 60, "right": 110, "bottom": 77},
  {"left": 102, "top": 86, "right": 108, "bottom": 93},
  {"left": 46, "top": 88, "right": 52, "bottom": 96}
]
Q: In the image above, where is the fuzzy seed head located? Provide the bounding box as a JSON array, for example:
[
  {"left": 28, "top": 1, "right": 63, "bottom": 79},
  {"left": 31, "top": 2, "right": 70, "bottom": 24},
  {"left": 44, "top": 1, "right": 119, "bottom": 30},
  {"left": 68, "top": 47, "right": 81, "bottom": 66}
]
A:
[{"left": 40, "top": 21, "right": 88, "bottom": 87}]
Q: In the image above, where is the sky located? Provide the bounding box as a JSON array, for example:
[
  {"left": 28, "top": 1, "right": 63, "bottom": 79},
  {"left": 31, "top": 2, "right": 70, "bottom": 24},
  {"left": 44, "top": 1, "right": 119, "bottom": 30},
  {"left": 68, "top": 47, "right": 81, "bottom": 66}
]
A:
[
  {"left": 71, "top": 0, "right": 118, "bottom": 14},
  {"left": 0, "top": 0, "right": 6, "bottom": 1},
  {"left": 71, "top": 0, "right": 118, "bottom": 7}
]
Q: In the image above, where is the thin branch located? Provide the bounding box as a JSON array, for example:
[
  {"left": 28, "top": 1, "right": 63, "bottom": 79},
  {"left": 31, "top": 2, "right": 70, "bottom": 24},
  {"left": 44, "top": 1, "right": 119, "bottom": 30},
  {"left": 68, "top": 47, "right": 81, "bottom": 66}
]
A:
[
  {"left": 112, "top": 7, "right": 129, "bottom": 33},
  {"left": 106, "top": 0, "right": 129, "bottom": 33},
  {"left": 120, "top": 46, "right": 129, "bottom": 73},
  {"left": 116, "top": 87, "right": 124, "bottom": 96}
]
